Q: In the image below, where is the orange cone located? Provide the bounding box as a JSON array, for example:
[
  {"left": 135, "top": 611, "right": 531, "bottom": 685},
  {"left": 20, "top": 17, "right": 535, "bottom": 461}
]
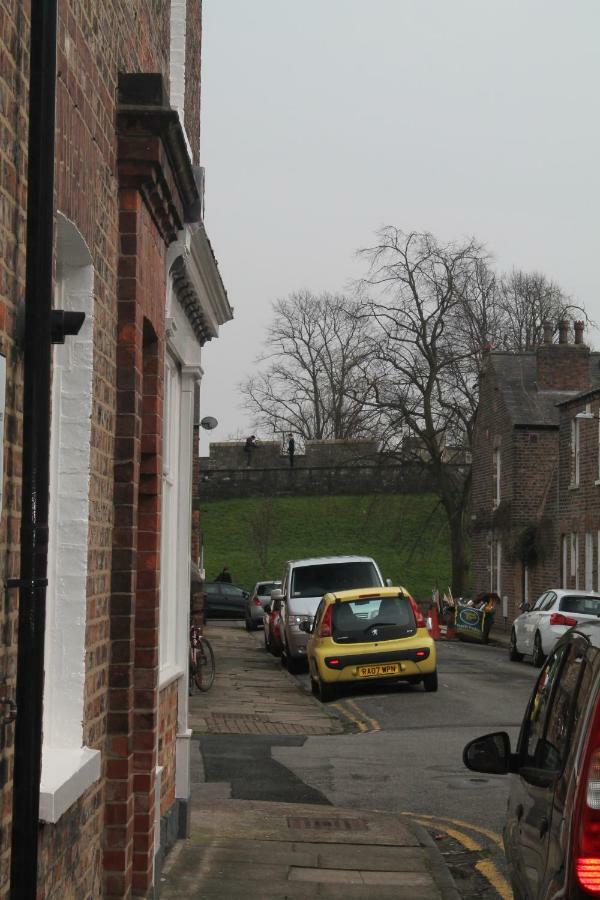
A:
[{"left": 427, "top": 604, "right": 441, "bottom": 640}]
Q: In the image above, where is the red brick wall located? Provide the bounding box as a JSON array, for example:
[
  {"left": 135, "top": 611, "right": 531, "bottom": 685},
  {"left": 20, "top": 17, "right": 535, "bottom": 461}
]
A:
[
  {"left": 536, "top": 343, "right": 591, "bottom": 392},
  {"left": 472, "top": 357, "right": 560, "bottom": 626},
  {"left": 158, "top": 682, "right": 178, "bottom": 817},
  {"left": 0, "top": 1, "right": 202, "bottom": 894},
  {"left": 185, "top": 0, "right": 202, "bottom": 162},
  {"left": 559, "top": 395, "right": 600, "bottom": 591},
  {"left": 0, "top": 3, "right": 29, "bottom": 890}
]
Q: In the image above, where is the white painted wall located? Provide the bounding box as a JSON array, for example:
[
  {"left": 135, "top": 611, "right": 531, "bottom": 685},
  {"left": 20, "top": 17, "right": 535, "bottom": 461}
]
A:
[{"left": 41, "top": 213, "right": 100, "bottom": 823}]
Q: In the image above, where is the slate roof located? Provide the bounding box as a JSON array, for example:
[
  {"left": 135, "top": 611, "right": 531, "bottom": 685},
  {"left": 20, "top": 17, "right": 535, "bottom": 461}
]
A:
[{"left": 488, "top": 351, "right": 600, "bottom": 427}]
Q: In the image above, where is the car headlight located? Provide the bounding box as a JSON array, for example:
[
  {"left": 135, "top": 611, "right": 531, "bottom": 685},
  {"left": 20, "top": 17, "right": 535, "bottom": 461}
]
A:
[{"left": 288, "top": 615, "right": 312, "bottom": 625}]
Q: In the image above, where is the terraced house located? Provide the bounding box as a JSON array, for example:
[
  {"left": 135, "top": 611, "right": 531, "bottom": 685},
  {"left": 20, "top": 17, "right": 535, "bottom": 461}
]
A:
[
  {"left": 0, "top": 1, "right": 230, "bottom": 897},
  {"left": 472, "top": 321, "right": 600, "bottom": 627}
]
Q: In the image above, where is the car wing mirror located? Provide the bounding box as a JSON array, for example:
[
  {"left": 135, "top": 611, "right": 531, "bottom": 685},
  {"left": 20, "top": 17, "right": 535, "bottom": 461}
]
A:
[
  {"left": 520, "top": 602, "right": 531, "bottom": 612},
  {"left": 385, "top": 578, "right": 393, "bottom": 587},
  {"left": 271, "top": 588, "right": 283, "bottom": 602},
  {"left": 463, "top": 731, "right": 512, "bottom": 775}
]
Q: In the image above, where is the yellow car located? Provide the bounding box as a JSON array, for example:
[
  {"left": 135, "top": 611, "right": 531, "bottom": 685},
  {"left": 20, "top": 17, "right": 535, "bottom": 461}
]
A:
[{"left": 303, "top": 586, "right": 437, "bottom": 702}]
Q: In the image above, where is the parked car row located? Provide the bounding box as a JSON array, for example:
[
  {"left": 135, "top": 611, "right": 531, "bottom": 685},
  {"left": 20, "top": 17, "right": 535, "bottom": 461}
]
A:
[
  {"left": 261, "top": 555, "right": 437, "bottom": 700},
  {"left": 510, "top": 588, "right": 600, "bottom": 667}
]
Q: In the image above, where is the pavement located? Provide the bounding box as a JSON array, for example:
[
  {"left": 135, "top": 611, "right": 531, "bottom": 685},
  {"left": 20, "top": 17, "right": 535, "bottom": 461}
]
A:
[{"left": 159, "top": 623, "right": 461, "bottom": 899}]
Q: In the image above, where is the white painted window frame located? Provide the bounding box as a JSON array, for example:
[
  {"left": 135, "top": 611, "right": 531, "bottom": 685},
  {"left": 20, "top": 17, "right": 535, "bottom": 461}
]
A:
[
  {"left": 495, "top": 541, "right": 502, "bottom": 596},
  {"left": 571, "top": 418, "right": 580, "bottom": 487},
  {"left": 492, "top": 448, "right": 501, "bottom": 508},
  {"left": 586, "top": 532, "right": 594, "bottom": 591},
  {"left": 41, "top": 214, "right": 100, "bottom": 823},
  {"left": 160, "top": 353, "right": 182, "bottom": 674}
]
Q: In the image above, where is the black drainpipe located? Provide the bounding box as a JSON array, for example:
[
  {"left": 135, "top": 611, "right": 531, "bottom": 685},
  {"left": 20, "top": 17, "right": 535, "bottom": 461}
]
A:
[{"left": 10, "top": 0, "right": 58, "bottom": 896}]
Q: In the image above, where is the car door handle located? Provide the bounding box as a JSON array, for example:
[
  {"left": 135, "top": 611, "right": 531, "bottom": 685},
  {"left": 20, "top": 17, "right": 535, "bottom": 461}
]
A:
[
  {"left": 539, "top": 817, "right": 549, "bottom": 838},
  {"left": 516, "top": 804, "right": 524, "bottom": 821}
]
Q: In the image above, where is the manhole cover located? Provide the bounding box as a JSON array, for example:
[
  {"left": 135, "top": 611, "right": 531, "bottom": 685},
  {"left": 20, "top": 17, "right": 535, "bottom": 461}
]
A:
[{"left": 287, "top": 816, "right": 368, "bottom": 831}]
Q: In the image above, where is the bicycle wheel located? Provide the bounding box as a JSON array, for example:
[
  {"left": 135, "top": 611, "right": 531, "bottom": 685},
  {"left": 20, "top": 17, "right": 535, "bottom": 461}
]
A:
[
  {"left": 195, "top": 637, "right": 215, "bottom": 692},
  {"left": 189, "top": 648, "right": 198, "bottom": 695}
]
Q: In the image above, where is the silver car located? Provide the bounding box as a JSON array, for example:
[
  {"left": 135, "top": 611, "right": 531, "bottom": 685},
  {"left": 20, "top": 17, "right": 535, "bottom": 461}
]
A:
[{"left": 245, "top": 580, "right": 281, "bottom": 631}]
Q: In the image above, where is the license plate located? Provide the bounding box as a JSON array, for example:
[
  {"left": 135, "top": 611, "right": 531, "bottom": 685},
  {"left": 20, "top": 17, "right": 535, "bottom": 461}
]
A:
[{"left": 357, "top": 663, "right": 400, "bottom": 677}]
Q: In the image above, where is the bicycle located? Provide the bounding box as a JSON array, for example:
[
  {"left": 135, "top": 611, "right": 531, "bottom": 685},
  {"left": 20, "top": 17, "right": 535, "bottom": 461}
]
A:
[{"left": 189, "top": 624, "right": 215, "bottom": 693}]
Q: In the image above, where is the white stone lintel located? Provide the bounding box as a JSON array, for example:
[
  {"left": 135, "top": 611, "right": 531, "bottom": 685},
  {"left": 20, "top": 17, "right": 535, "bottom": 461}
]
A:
[{"left": 39, "top": 746, "right": 101, "bottom": 823}]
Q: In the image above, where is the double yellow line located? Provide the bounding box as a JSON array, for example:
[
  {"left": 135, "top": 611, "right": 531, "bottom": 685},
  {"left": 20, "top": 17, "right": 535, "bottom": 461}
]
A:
[
  {"left": 402, "top": 812, "right": 511, "bottom": 899},
  {"left": 331, "top": 698, "right": 382, "bottom": 732}
]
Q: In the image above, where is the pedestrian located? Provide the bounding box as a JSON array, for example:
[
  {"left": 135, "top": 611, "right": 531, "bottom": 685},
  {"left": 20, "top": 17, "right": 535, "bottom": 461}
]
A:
[
  {"left": 287, "top": 433, "right": 295, "bottom": 468},
  {"left": 243, "top": 435, "right": 257, "bottom": 466},
  {"left": 215, "top": 565, "right": 232, "bottom": 583}
]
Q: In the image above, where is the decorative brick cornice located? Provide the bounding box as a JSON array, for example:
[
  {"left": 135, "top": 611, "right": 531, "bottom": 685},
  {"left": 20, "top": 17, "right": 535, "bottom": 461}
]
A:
[
  {"left": 170, "top": 255, "right": 213, "bottom": 345},
  {"left": 117, "top": 73, "right": 201, "bottom": 246}
]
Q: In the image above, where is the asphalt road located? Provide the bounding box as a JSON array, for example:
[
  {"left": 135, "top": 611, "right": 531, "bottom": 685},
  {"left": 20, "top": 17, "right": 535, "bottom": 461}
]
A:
[
  {"left": 287, "top": 639, "right": 539, "bottom": 834},
  {"left": 197, "top": 625, "right": 540, "bottom": 898}
]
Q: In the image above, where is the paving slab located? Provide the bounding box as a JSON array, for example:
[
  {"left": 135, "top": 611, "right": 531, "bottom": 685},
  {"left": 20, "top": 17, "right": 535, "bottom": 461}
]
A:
[
  {"left": 189, "top": 624, "right": 343, "bottom": 736},
  {"left": 160, "top": 798, "right": 457, "bottom": 899}
]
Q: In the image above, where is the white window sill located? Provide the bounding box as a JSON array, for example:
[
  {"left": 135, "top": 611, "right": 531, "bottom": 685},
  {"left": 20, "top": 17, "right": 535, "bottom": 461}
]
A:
[
  {"left": 595, "top": 479, "right": 600, "bottom": 487},
  {"left": 569, "top": 483, "right": 579, "bottom": 491},
  {"left": 159, "top": 663, "right": 185, "bottom": 690},
  {"left": 40, "top": 746, "right": 101, "bottom": 823}
]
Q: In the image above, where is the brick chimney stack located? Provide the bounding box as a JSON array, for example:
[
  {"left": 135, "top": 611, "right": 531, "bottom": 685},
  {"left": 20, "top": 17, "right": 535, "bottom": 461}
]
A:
[{"left": 536, "top": 320, "right": 591, "bottom": 392}]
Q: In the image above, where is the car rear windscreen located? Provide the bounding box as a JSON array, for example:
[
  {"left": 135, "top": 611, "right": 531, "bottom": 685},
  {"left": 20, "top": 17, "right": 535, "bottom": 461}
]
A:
[
  {"left": 559, "top": 595, "right": 600, "bottom": 616},
  {"left": 257, "top": 583, "right": 278, "bottom": 596},
  {"left": 291, "top": 562, "right": 380, "bottom": 598},
  {"left": 332, "top": 595, "right": 416, "bottom": 644}
]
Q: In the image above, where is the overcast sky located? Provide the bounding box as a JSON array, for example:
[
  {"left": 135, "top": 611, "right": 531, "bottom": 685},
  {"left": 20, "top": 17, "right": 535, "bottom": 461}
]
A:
[{"left": 199, "top": 0, "right": 600, "bottom": 452}]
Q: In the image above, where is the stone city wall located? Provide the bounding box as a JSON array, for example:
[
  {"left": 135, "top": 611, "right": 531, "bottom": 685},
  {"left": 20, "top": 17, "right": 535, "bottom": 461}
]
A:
[{"left": 197, "top": 440, "right": 440, "bottom": 500}]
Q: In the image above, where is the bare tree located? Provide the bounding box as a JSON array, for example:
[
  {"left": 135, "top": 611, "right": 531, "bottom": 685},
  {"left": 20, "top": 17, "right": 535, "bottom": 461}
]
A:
[
  {"left": 355, "top": 228, "right": 591, "bottom": 595},
  {"left": 355, "top": 229, "right": 494, "bottom": 595},
  {"left": 241, "top": 290, "right": 381, "bottom": 440},
  {"left": 246, "top": 499, "right": 278, "bottom": 578},
  {"left": 495, "top": 269, "right": 588, "bottom": 350}
]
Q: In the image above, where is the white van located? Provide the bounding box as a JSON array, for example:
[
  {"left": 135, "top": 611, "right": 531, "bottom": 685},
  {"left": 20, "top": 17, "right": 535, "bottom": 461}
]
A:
[{"left": 272, "top": 555, "right": 386, "bottom": 672}]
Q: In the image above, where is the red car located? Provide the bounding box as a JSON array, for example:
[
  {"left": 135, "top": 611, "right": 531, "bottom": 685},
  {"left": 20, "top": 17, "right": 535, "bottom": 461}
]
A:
[{"left": 264, "top": 595, "right": 284, "bottom": 656}]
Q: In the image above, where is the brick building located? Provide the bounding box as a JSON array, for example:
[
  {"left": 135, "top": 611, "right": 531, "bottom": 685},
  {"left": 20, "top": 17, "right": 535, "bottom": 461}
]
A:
[
  {"left": 557, "top": 385, "right": 600, "bottom": 594},
  {"left": 472, "top": 322, "right": 600, "bottom": 628},
  {"left": 0, "top": 2, "right": 230, "bottom": 897}
]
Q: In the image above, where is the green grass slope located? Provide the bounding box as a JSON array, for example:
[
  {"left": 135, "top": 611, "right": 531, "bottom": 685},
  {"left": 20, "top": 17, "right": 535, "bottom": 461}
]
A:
[{"left": 200, "top": 494, "right": 451, "bottom": 601}]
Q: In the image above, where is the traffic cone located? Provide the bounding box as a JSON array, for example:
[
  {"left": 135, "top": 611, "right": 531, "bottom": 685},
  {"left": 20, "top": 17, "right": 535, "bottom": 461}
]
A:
[{"left": 427, "top": 604, "right": 441, "bottom": 640}]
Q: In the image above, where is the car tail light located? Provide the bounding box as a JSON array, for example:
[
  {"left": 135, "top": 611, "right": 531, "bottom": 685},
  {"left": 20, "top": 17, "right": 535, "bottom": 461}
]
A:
[
  {"left": 573, "top": 695, "right": 600, "bottom": 894},
  {"left": 406, "top": 594, "right": 426, "bottom": 629},
  {"left": 550, "top": 613, "right": 578, "bottom": 627},
  {"left": 416, "top": 649, "right": 427, "bottom": 659},
  {"left": 319, "top": 605, "right": 333, "bottom": 637},
  {"left": 252, "top": 598, "right": 263, "bottom": 606}
]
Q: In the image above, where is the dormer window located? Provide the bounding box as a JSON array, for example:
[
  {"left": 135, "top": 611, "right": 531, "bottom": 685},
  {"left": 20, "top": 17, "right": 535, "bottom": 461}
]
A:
[{"left": 492, "top": 448, "right": 501, "bottom": 508}]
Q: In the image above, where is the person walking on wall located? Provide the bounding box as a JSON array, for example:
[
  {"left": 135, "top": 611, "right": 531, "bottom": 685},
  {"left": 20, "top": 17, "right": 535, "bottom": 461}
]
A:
[
  {"left": 287, "top": 433, "right": 295, "bottom": 468},
  {"left": 243, "top": 435, "right": 257, "bottom": 466},
  {"left": 215, "top": 565, "right": 232, "bottom": 583}
]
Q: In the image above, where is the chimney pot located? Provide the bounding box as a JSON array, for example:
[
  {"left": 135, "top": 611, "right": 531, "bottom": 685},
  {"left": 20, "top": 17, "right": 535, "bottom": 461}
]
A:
[
  {"left": 542, "top": 321, "right": 553, "bottom": 344},
  {"left": 574, "top": 320, "right": 585, "bottom": 345},
  {"left": 558, "top": 320, "right": 569, "bottom": 344}
]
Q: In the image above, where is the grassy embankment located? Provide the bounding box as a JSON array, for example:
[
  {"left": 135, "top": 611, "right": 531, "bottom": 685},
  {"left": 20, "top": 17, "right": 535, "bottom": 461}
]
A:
[{"left": 200, "top": 494, "right": 452, "bottom": 601}]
